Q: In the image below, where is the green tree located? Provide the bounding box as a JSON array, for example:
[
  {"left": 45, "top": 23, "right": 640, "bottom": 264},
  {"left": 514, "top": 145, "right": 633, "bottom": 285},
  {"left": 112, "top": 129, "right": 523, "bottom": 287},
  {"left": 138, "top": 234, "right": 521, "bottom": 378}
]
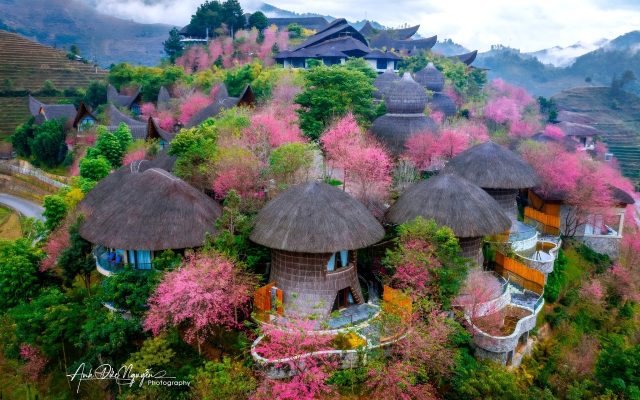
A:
[
  {"left": 0, "top": 239, "right": 43, "bottom": 311},
  {"left": 79, "top": 156, "right": 111, "bottom": 182},
  {"left": 10, "top": 288, "right": 84, "bottom": 361},
  {"left": 126, "top": 336, "right": 175, "bottom": 374},
  {"left": 79, "top": 303, "right": 142, "bottom": 366},
  {"left": 295, "top": 65, "right": 376, "bottom": 140},
  {"left": 193, "top": 357, "right": 257, "bottom": 399},
  {"left": 11, "top": 117, "right": 35, "bottom": 158},
  {"left": 344, "top": 57, "right": 377, "bottom": 81},
  {"left": 248, "top": 11, "right": 268, "bottom": 30},
  {"left": 222, "top": 0, "right": 244, "bottom": 32},
  {"left": 57, "top": 218, "right": 95, "bottom": 292},
  {"left": 596, "top": 335, "right": 640, "bottom": 398},
  {"left": 43, "top": 194, "right": 68, "bottom": 231},
  {"left": 113, "top": 122, "right": 133, "bottom": 153},
  {"left": 269, "top": 142, "right": 315, "bottom": 187},
  {"left": 287, "top": 23, "right": 303, "bottom": 39},
  {"left": 187, "top": 0, "right": 224, "bottom": 37},
  {"left": 101, "top": 268, "right": 159, "bottom": 316},
  {"left": 82, "top": 80, "right": 108, "bottom": 108},
  {"left": 29, "top": 119, "right": 67, "bottom": 167},
  {"left": 95, "top": 127, "right": 125, "bottom": 168},
  {"left": 39, "top": 80, "right": 61, "bottom": 96},
  {"left": 164, "top": 27, "right": 184, "bottom": 63}
]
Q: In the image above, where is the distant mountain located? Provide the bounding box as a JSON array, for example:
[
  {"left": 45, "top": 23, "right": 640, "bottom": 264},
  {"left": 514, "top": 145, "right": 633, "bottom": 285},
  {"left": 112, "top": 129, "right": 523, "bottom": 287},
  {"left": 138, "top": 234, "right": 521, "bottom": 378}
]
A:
[
  {"left": 0, "top": 0, "right": 171, "bottom": 67},
  {"left": 474, "top": 31, "right": 640, "bottom": 97},
  {"left": 432, "top": 39, "right": 469, "bottom": 56},
  {"left": 526, "top": 39, "right": 608, "bottom": 67}
]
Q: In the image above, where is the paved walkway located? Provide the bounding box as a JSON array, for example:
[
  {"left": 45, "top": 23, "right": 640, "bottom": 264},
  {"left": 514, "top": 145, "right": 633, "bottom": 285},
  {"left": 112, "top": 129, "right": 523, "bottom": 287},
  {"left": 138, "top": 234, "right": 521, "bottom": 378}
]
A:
[{"left": 0, "top": 193, "right": 44, "bottom": 220}]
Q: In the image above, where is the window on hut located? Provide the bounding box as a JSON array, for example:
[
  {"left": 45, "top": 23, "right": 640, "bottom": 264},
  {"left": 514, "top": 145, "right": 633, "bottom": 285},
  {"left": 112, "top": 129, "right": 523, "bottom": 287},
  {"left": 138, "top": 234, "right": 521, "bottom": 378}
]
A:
[
  {"left": 327, "top": 250, "right": 349, "bottom": 271},
  {"left": 376, "top": 59, "right": 388, "bottom": 70}
]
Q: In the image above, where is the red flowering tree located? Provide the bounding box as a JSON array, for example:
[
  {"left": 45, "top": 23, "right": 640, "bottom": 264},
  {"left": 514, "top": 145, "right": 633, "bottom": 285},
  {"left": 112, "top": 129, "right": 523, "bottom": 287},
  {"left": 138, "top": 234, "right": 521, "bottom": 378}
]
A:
[
  {"left": 520, "top": 142, "right": 619, "bottom": 236},
  {"left": 252, "top": 319, "right": 338, "bottom": 400},
  {"left": 320, "top": 113, "right": 392, "bottom": 213},
  {"left": 212, "top": 146, "right": 264, "bottom": 200},
  {"left": 144, "top": 252, "right": 257, "bottom": 346},
  {"left": 40, "top": 225, "right": 70, "bottom": 272},
  {"left": 454, "top": 269, "right": 504, "bottom": 327},
  {"left": 19, "top": 344, "right": 48, "bottom": 380},
  {"left": 178, "top": 92, "right": 212, "bottom": 125}
]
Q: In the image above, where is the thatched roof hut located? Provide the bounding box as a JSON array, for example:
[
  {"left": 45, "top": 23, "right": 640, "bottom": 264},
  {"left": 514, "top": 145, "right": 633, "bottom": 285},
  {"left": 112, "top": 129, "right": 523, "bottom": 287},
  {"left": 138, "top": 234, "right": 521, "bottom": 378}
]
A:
[
  {"left": 383, "top": 72, "right": 428, "bottom": 114},
  {"left": 371, "top": 114, "right": 437, "bottom": 155},
  {"left": 78, "top": 152, "right": 176, "bottom": 217},
  {"left": 414, "top": 63, "right": 444, "bottom": 92},
  {"left": 80, "top": 168, "right": 220, "bottom": 251},
  {"left": 250, "top": 182, "right": 384, "bottom": 253},
  {"left": 386, "top": 173, "right": 511, "bottom": 238},
  {"left": 430, "top": 92, "right": 457, "bottom": 117},
  {"left": 373, "top": 69, "right": 399, "bottom": 100},
  {"left": 444, "top": 141, "right": 539, "bottom": 190}
]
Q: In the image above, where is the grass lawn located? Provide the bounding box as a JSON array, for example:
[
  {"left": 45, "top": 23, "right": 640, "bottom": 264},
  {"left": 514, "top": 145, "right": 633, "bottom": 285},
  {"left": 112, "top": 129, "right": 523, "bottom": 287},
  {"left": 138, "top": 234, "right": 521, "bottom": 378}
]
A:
[{"left": 0, "top": 206, "right": 22, "bottom": 240}]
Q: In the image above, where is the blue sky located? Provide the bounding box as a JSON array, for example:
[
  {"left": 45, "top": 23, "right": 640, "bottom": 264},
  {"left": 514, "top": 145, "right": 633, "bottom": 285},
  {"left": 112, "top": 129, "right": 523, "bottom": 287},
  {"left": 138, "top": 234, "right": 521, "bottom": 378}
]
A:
[{"left": 88, "top": 0, "right": 640, "bottom": 52}]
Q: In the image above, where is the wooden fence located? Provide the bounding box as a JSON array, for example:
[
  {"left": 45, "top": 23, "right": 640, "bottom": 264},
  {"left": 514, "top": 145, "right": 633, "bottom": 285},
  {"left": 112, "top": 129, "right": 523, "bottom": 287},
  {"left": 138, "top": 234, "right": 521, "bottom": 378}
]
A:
[
  {"left": 254, "top": 282, "right": 283, "bottom": 317},
  {"left": 495, "top": 252, "right": 545, "bottom": 294},
  {"left": 524, "top": 207, "right": 561, "bottom": 236}
]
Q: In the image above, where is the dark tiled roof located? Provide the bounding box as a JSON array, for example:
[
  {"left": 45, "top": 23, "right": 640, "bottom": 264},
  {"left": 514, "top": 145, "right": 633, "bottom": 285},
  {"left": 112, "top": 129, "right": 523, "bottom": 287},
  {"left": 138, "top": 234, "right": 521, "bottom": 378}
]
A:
[
  {"left": 292, "top": 18, "right": 368, "bottom": 51},
  {"left": 107, "top": 84, "right": 142, "bottom": 109},
  {"left": 28, "top": 95, "right": 77, "bottom": 121},
  {"left": 157, "top": 86, "right": 172, "bottom": 107},
  {"left": 364, "top": 49, "right": 402, "bottom": 60},
  {"left": 73, "top": 102, "right": 97, "bottom": 128},
  {"left": 147, "top": 117, "right": 176, "bottom": 143},
  {"left": 449, "top": 50, "right": 478, "bottom": 65},
  {"left": 369, "top": 33, "right": 436, "bottom": 51},
  {"left": 106, "top": 104, "right": 147, "bottom": 140},
  {"left": 533, "top": 185, "right": 635, "bottom": 205}
]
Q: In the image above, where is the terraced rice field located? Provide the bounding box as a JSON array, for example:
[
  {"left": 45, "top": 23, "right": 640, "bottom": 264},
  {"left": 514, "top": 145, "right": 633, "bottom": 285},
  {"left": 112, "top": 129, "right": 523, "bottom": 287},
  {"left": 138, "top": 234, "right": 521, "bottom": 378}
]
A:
[{"left": 0, "top": 30, "right": 107, "bottom": 137}]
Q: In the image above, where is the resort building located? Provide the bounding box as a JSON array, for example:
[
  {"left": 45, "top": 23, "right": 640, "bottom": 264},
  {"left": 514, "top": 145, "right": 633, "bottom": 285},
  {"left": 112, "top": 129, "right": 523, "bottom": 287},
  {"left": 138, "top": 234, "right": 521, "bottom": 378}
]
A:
[
  {"left": 371, "top": 72, "right": 437, "bottom": 155},
  {"left": 72, "top": 102, "right": 97, "bottom": 132},
  {"left": 28, "top": 95, "right": 77, "bottom": 127},
  {"left": 386, "top": 173, "right": 511, "bottom": 264},
  {"left": 79, "top": 159, "right": 221, "bottom": 276},
  {"left": 275, "top": 19, "right": 403, "bottom": 72},
  {"left": 250, "top": 181, "right": 385, "bottom": 319},
  {"left": 528, "top": 186, "right": 635, "bottom": 257},
  {"left": 107, "top": 84, "right": 142, "bottom": 115},
  {"left": 185, "top": 84, "right": 255, "bottom": 128},
  {"left": 359, "top": 21, "right": 437, "bottom": 54}
]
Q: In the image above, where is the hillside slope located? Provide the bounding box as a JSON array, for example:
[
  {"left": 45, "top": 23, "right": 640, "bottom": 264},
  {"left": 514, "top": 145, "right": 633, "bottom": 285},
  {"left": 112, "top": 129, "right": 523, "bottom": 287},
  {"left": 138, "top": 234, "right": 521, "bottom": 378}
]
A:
[
  {"left": 0, "top": 0, "right": 170, "bottom": 66},
  {"left": 552, "top": 86, "right": 640, "bottom": 187},
  {"left": 0, "top": 30, "right": 107, "bottom": 137}
]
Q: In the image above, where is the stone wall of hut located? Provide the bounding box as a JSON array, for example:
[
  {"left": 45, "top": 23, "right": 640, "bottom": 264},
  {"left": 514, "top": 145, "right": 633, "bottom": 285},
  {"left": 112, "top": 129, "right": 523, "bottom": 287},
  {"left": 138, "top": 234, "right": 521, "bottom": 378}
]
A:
[
  {"left": 459, "top": 237, "right": 483, "bottom": 265},
  {"left": 269, "top": 249, "right": 363, "bottom": 318}
]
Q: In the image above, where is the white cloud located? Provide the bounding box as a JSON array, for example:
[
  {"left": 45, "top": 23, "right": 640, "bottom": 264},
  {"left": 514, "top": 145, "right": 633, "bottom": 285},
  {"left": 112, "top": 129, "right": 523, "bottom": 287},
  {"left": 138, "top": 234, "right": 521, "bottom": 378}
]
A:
[{"left": 86, "top": 0, "right": 640, "bottom": 51}]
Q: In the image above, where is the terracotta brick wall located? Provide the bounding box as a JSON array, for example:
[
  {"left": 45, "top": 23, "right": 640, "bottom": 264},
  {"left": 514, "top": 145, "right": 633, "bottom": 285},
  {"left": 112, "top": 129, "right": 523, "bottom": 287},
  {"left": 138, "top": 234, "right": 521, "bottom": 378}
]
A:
[{"left": 270, "top": 250, "right": 363, "bottom": 318}]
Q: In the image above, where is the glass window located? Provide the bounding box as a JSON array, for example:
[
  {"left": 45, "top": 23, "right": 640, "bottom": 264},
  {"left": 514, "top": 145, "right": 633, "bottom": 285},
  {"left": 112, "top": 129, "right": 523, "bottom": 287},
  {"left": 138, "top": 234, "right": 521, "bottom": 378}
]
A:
[
  {"left": 327, "top": 253, "right": 336, "bottom": 271},
  {"left": 584, "top": 214, "right": 621, "bottom": 236},
  {"left": 376, "top": 59, "right": 387, "bottom": 70}
]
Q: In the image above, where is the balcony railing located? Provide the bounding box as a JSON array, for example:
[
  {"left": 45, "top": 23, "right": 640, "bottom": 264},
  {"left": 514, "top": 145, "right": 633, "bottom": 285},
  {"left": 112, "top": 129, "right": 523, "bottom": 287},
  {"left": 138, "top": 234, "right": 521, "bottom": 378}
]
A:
[{"left": 94, "top": 246, "right": 153, "bottom": 276}]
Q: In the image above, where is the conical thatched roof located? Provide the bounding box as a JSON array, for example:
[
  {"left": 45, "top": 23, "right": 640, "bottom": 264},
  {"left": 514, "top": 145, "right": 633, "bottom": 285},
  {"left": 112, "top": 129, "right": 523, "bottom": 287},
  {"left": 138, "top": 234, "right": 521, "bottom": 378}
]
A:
[
  {"left": 79, "top": 167, "right": 219, "bottom": 251},
  {"left": 386, "top": 173, "right": 511, "bottom": 238},
  {"left": 444, "top": 141, "right": 539, "bottom": 189},
  {"left": 414, "top": 63, "right": 444, "bottom": 92},
  {"left": 371, "top": 114, "right": 437, "bottom": 155},
  {"left": 373, "top": 69, "right": 399, "bottom": 100},
  {"left": 250, "top": 182, "right": 384, "bottom": 253},
  {"left": 430, "top": 92, "right": 457, "bottom": 117},
  {"left": 384, "top": 72, "right": 428, "bottom": 114}
]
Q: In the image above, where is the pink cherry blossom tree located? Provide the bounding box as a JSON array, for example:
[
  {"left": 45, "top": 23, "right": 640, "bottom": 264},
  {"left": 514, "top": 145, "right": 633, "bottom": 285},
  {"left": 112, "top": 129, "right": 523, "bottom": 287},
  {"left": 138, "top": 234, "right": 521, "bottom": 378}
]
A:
[
  {"left": 19, "top": 344, "right": 48, "bottom": 380},
  {"left": 144, "top": 252, "right": 257, "bottom": 347},
  {"left": 252, "top": 318, "right": 338, "bottom": 400},
  {"left": 455, "top": 269, "right": 504, "bottom": 326},
  {"left": 40, "top": 225, "right": 70, "bottom": 272},
  {"left": 178, "top": 92, "right": 212, "bottom": 125}
]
